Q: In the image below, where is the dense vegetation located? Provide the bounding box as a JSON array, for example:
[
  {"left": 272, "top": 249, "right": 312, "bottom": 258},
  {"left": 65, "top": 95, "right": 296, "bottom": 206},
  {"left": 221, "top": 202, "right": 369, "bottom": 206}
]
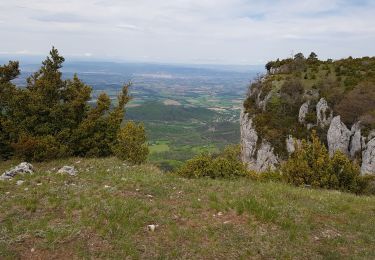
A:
[
  {"left": 176, "top": 133, "right": 375, "bottom": 195},
  {"left": 1, "top": 158, "right": 375, "bottom": 259},
  {"left": 0, "top": 48, "right": 148, "bottom": 163},
  {"left": 282, "top": 132, "right": 370, "bottom": 194},
  {"left": 245, "top": 53, "right": 375, "bottom": 158}
]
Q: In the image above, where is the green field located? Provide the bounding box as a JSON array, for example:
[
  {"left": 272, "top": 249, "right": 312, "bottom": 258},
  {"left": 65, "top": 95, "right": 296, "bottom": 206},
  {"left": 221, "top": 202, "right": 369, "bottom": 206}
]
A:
[
  {"left": 127, "top": 101, "right": 241, "bottom": 170},
  {"left": 1, "top": 157, "right": 375, "bottom": 259}
]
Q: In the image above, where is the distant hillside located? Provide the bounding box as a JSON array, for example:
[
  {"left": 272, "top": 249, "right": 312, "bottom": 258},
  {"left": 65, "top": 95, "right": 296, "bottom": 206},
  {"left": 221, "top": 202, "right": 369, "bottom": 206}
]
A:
[
  {"left": 241, "top": 53, "right": 375, "bottom": 174},
  {"left": 127, "top": 101, "right": 217, "bottom": 122}
]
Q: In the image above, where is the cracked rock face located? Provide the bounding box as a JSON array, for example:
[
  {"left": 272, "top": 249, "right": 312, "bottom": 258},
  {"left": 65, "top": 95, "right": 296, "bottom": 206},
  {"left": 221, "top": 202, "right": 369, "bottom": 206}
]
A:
[
  {"left": 240, "top": 110, "right": 258, "bottom": 164},
  {"left": 316, "top": 98, "right": 333, "bottom": 128},
  {"left": 1, "top": 162, "right": 34, "bottom": 180},
  {"left": 327, "top": 116, "right": 351, "bottom": 156},
  {"left": 240, "top": 110, "right": 279, "bottom": 172},
  {"left": 362, "top": 138, "right": 375, "bottom": 175}
]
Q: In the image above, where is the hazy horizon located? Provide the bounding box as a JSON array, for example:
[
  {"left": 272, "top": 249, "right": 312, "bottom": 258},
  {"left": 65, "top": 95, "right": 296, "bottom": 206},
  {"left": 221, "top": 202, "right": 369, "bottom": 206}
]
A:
[{"left": 1, "top": 0, "right": 375, "bottom": 65}]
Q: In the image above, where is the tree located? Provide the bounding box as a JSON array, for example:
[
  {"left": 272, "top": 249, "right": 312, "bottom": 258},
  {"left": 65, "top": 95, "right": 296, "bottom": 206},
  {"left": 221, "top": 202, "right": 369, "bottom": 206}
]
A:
[
  {"left": 112, "top": 121, "right": 149, "bottom": 164},
  {"left": 294, "top": 53, "right": 305, "bottom": 60},
  {"left": 0, "top": 47, "right": 140, "bottom": 161},
  {"left": 0, "top": 61, "right": 20, "bottom": 159},
  {"left": 308, "top": 52, "right": 318, "bottom": 61},
  {"left": 265, "top": 61, "right": 274, "bottom": 73}
]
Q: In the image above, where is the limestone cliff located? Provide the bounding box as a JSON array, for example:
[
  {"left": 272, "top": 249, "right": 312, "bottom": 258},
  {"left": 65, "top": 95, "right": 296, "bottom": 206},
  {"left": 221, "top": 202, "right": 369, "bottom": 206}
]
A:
[{"left": 241, "top": 54, "right": 375, "bottom": 174}]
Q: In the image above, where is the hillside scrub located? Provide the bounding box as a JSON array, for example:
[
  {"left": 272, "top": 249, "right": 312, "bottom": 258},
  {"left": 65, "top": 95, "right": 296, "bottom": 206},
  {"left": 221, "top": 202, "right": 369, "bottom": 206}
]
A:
[{"left": 0, "top": 48, "right": 148, "bottom": 164}]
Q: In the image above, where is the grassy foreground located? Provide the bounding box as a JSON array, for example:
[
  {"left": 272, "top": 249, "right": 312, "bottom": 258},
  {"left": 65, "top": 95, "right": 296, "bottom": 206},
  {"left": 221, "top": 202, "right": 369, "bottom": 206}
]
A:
[{"left": 1, "top": 158, "right": 375, "bottom": 259}]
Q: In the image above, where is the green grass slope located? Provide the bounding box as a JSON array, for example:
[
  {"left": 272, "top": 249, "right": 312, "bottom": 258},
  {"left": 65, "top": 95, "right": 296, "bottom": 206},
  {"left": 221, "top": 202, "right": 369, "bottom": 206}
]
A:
[{"left": 1, "top": 158, "right": 375, "bottom": 259}]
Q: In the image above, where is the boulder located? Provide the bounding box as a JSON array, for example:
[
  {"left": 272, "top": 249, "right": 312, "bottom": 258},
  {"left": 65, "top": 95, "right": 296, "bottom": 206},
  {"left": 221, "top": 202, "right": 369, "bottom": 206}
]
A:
[
  {"left": 316, "top": 98, "right": 333, "bottom": 127},
  {"left": 361, "top": 138, "right": 375, "bottom": 175},
  {"left": 327, "top": 116, "right": 351, "bottom": 156},
  {"left": 57, "top": 166, "right": 78, "bottom": 176},
  {"left": 1, "top": 162, "right": 34, "bottom": 180}
]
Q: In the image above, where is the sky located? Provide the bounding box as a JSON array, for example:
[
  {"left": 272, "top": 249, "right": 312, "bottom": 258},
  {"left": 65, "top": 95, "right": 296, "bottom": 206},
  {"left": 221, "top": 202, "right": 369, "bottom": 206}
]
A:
[{"left": 0, "top": 0, "right": 375, "bottom": 65}]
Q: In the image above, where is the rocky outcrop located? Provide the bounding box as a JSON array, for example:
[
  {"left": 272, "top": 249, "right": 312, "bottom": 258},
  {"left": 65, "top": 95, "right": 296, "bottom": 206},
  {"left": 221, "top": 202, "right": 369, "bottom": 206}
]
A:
[
  {"left": 298, "top": 101, "right": 310, "bottom": 124},
  {"left": 362, "top": 138, "right": 375, "bottom": 175},
  {"left": 327, "top": 116, "right": 351, "bottom": 156},
  {"left": 1, "top": 162, "right": 34, "bottom": 180},
  {"left": 240, "top": 110, "right": 279, "bottom": 172},
  {"left": 255, "top": 141, "right": 279, "bottom": 172},
  {"left": 286, "top": 135, "right": 301, "bottom": 154},
  {"left": 326, "top": 117, "right": 375, "bottom": 175},
  {"left": 316, "top": 98, "right": 333, "bottom": 128}
]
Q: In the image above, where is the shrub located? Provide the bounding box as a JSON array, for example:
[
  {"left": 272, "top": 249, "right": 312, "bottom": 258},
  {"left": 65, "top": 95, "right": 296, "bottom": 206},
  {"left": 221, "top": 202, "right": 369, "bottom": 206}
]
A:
[
  {"left": 258, "top": 170, "right": 283, "bottom": 182},
  {"left": 112, "top": 122, "right": 149, "bottom": 165},
  {"left": 12, "top": 135, "right": 69, "bottom": 162},
  {"left": 282, "top": 131, "right": 365, "bottom": 193},
  {"left": 176, "top": 145, "right": 248, "bottom": 178}
]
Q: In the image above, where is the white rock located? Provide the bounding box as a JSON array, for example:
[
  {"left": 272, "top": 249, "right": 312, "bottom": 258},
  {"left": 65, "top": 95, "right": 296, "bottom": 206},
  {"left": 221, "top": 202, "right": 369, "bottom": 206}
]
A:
[
  {"left": 240, "top": 110, "right": 279, "bottom": 172},
  {"left": 298, "top": 101, "right": 310, "bottom": 124},
  {"left": 316, "top": 98, "right": 333, "bottom": 128},
  {"left": 286, "top": 135, "right": 301, "bottom": 154},
  {"left": 240, "top": 110, "right": 258, "bottom": 167},
  {"left": 16, "top": 180, "right": 24, "bottom": 186},
  {"left": 327, "top": 116, "right": 351, "bottom": 156},
  {"left": 349, "top": 122, "right": 362, "bottom": 158},
  {"left": 147, "top": 224, "right": 158, "bottom": 232},
  {"left": 1, "top": 162, "right": 34, "bottom": 180},
  {"left": 57, "top": 166, "right": 77, "bottom": 176},
  {"left": 361, "top": 137, "right": 375, "bottom": 175},
  {"left": 254, "top": 141, "right": 279, "bottom": 172}
]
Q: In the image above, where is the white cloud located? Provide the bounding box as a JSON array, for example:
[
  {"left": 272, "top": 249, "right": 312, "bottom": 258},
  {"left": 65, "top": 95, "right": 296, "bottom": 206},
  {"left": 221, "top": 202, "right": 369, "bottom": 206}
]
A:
[{"left": 0, "top": 0, "right": 374, "bottom": 64}]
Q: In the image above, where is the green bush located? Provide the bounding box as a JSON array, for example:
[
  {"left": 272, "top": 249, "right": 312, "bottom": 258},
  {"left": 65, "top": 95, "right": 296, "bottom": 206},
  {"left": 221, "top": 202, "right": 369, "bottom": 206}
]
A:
[
  {"left": 176, "top": 145, "right": 247, "bottom": 178},
  {"left": 282, "top": 131, "right": 366, "bottom": 193},
  {"left": 112, "top": 122, "right": 149, "bottom": 165}
]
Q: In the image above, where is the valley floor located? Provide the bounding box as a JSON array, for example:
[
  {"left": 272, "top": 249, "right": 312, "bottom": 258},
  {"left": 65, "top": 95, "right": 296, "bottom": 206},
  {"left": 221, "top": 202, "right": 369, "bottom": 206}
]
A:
[{"left": 1, "top": 158, "right": 375, "bottom": 259}]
